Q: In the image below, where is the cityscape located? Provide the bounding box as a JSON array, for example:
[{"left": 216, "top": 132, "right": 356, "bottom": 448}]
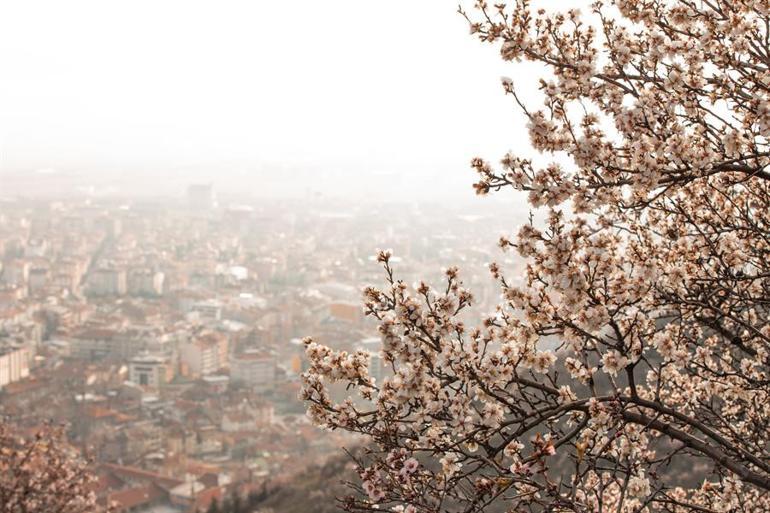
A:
[
  {"left": 0, "top": 183, "right": 522, "bottom": 512},
  {"left": 2, "top": 0, "right": 769, "bottom": 512}
]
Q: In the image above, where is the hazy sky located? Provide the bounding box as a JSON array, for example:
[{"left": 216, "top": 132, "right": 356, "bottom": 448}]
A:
[{"left": 0, "top": 1, "right": 559, "bottom": 198}]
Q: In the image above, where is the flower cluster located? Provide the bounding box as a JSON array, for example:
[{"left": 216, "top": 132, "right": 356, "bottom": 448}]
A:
[
  {"left": 303, "top": 1, "right": 770, "bottom": 511},
  {"left": 0, "top": 421, "right": 106, "bottom": 513}
]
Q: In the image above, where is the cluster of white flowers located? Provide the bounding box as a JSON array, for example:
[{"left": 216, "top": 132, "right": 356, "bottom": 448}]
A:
[
  {"left": 304, "top": 1, "right": 770, "bottom": 511},
  {"left": 601, "top": 350, "right": 629, "bottom": 377}
]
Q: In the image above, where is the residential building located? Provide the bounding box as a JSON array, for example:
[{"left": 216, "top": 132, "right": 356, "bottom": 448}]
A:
[
  {"left": 0, "top": 344, "right": 30, "bottom": 388},
  {"left": 128, "top": 352, "right": 170, "bottom": 389},
  {"left": 87, "top": 268, "right": 127, "bottom": 296},
  {"left": 230, "top": 350, "right": 276, "bottom": 392},
  {"left": 179, "top": 332, "right": 228, "bottom": 377}
]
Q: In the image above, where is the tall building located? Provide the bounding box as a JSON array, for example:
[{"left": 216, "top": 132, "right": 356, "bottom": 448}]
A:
[
  {"left": 128, "top": 352, "right": 170, "bottom": 389},
  {"left": 0, "top": 344, "right": 31, "bottom": 389},
  {"left": 87, "top": 268, "right": 127, "bottom": 296},
  {"left": 127, "top": 269, "right": 165, "bottom": 297},
  {"left": 230, "top": 350, "right": 276, "bottom": 392},
  {"left": 1, "top": 260, "right": 29, "bottom": 287},
  {"left": 190, "top": 300, "right": 222, "bottom": 322},
  {"left": 27, "top": 267, "right": 49, "bottom": 295},
  {"left": 179, "top": 332, "right": 228, "bottom": 377}
]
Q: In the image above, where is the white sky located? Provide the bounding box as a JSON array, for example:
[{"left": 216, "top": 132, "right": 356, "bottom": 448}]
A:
[
  {"left": 0, "top": 0, "right": 578, "bottom": 198},
  {"left": 0, "top": 0, "right": 514, "bottom": 167}
]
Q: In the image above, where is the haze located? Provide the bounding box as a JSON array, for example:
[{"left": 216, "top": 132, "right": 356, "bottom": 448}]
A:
[{"left": 0, "top": 0, "right": 536, "bottom": 201}]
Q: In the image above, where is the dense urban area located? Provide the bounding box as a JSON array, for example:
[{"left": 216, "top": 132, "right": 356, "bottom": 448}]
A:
[{"left": 0, "top": 184, "right": 520, "bottom": 512}]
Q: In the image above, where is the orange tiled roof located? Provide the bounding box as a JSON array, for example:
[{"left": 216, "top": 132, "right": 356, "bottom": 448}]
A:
[
  {"left": 101, "top": 463, "right": 183, "bottom": 490},
  {"left": 107, "top": 484, "right": 165, "bottom": 511},
  {"left": 190, "top": 486, "right": 222, "bottom": 513}
]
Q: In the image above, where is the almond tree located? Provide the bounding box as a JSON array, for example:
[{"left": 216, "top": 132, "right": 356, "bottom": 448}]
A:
[
  {"left": 0, "top": 422, "right": 101, "bottom": 513},
  {"left": 301, "top": 1, "right": 770, "bottom": 511}
]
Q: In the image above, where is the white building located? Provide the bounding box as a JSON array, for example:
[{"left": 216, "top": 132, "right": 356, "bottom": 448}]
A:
[
  {"left": 190, "top": 300, "right": 222, "bottom": 322},
  {"left": 356, "top": 337, "right": 385, "bottom": 385},
  {"left": 127, "top": 269, "right": 165, "bottom": 297},
  {"left": 1, "top": 260, "right": 29, "bottom": 287},
  {"left": 128, "top": 352, "right": 169, "bottom": 389},
  {"left": 28, "top": 267, "right": 49, "bottom": 295},
  {"left": 230, "top": 350, "right": 276, "bottom": 391},
  {"left": 179, "top": 333, "right": 227, "bottom": 377},
  {"left": 68, "top": 328, "right": 139, "bottom": 360},
  {"left": 87, "top": 268, "right": 127, "bottom": 296},
  {"left": 0, "top": 345, "right": 31, "bottom": 388},
  {"left": 24, "top": 239, "right": 49, "bottom": 258}
]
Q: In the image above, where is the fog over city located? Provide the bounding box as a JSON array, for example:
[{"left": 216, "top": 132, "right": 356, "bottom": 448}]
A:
[
  {"left": 0, "top": 3, "right": 538, "bottom": 511},
  {"left": 5, "top": 1, "right": 764, "bottom": 512},
  {"left": 0, "top": 0, "right": 549, "bottom": 203}
]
